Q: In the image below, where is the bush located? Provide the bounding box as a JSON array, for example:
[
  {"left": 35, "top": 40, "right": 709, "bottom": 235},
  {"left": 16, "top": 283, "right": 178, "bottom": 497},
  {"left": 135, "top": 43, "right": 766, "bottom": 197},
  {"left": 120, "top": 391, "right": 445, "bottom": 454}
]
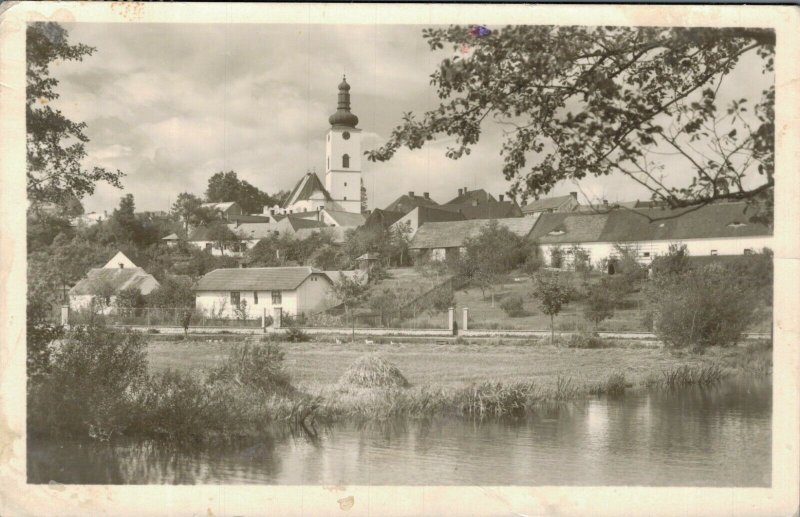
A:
[
  {"left": 561, "top": 332, "right": 609, "bottom": 349},
  {"left": 650, "top": 264, "right": 760, "bottom": 348},
  {"left": 499, "top": 294, "right": 526, "bottom": 317},
  {"left": 338, "top": 354, "right": 409, "bottom": 389},
  {"left": 28, "top": 324, "right": 148, "bottom": 438},
  {"left": 429, "top": 285, "right": 455, "bottom": 314},
  {"left": 583, "top": 281, "right": 616, "bottom": 328},
  {"left": 284, "top": 327, "right": 311, "bottom": 343},
  {"left": 207, "top": 343, "right": 294, "bottom": 396}
]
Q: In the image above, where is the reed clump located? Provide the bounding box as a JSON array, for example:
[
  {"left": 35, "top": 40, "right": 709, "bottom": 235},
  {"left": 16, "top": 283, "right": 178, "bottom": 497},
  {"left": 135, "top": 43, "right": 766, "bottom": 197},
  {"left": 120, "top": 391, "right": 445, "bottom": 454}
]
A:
[{"left": 659, "top": 364, "right": 725, "bottom": 389}]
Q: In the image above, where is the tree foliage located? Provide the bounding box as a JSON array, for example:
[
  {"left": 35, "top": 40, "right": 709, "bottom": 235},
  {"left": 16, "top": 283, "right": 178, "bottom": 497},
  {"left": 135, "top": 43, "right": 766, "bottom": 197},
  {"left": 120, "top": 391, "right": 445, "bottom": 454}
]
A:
[
  {"left": 205, "top": 171, "right": 279, "bottom": 214},
  {"left": 533, "top": 271, "right": 574, "bottom": 344},
  {"left": 367, "top": 26, "right": 774, "bottom": 221},
  {"left": 27, "top": 22, "right": 123, "bottom": 205}
]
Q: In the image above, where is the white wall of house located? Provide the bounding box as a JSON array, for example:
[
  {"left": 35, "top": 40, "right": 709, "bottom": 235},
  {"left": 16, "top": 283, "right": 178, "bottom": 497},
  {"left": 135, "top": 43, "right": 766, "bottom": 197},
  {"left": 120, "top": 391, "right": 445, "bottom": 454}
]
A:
[
  {"left": 194, "top": 274, "right": 335, "bottom": 318},
  {"left": 188, "top": 240, "right": 254, "bottom": 257},
  {"left": 538, "top": 235, "right": 774, "bottom": 268},
  {"left": 69, "top": 294, "right": 114, "bottom": 312},
  {"left": 295, "top": 273, "right": 335, "bottom": 313}
]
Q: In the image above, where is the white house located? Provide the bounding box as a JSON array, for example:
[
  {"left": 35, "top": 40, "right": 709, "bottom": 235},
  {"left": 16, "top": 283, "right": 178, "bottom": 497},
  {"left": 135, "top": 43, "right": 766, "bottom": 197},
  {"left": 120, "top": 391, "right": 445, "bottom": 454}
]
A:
[
  {"left": 192, "top": 266, "right": 338, "bottom": 318},
  {"left": 530, "top": 201, "right": 773, "bottom": 270},
  {"left": 68, "top": 251, "right": 160, "bottom": 311}
]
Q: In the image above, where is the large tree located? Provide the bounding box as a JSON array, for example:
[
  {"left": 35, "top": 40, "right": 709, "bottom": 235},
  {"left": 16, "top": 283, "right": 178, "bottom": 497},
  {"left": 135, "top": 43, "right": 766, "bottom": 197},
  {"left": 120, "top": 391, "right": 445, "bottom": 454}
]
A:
[
  {"left": 205, "top": 171, "right": 279, "bottom": 214},
  {"left": 367, "top": 26, "right": 774, "bottom": 221},
  {"left": 27, "top": 22, "right": 123, "bottom": 206}
]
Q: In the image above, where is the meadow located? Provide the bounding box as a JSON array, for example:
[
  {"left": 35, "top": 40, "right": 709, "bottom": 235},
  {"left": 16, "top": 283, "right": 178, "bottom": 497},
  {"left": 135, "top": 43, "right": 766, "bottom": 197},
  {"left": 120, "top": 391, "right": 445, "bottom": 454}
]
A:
[{"left": 146, "top": 337, "right": 772, "bottom": 391}]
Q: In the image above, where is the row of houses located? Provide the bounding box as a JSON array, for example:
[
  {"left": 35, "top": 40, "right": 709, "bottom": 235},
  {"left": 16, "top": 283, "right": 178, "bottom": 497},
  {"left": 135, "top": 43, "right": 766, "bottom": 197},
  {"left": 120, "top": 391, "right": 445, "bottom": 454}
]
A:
[{"left": 409, "top": 201, "right": 773, "bottom": 268}]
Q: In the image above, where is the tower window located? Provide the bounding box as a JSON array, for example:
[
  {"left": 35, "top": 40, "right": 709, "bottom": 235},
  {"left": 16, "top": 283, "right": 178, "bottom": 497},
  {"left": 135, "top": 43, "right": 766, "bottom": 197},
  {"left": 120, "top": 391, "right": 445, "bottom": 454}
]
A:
[
  {"left": 344, "top": 182, "right": 347, "bottom": 187},
  {"left": 342, "top": 154, "right": 350, "bottom": 168},
  {"left": 343, "top": 131, "right": 351, "bottom": 140},
  {"left": 327, "top": 157, "right": 329, "bottom": 169}
]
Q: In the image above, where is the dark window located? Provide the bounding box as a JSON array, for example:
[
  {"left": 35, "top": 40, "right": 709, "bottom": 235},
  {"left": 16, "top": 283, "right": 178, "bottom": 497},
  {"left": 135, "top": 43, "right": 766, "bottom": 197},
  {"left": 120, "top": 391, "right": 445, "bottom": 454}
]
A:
[
  {"left": 231, "top": 292, "right": 240, "bottom": 306},
  {"left": 253, "top": 291, "right": 259, "bottom": 304},
  {"left": 744, "top": 248, "right": 753, "bottom": 255},
  {"left": 205, "top": 243, "right": 212, "bottom": 251},
  {"left": 272, "top": 291, "right": 282, "bottom": 305},
  {"left": 344, "top": 182, "right": 347, "bottom": 187},
  {"left": 342, "top": 154, "right": 350, "bottom": 168},
  {"left": 710, "top": 250, "right": 718, "bottom": 256},
  {"left": 342, "top": 131, "right": 350, "bottom": 140},
  {"left": 643, "top": 252, "right": 650, "bottom": 257}
]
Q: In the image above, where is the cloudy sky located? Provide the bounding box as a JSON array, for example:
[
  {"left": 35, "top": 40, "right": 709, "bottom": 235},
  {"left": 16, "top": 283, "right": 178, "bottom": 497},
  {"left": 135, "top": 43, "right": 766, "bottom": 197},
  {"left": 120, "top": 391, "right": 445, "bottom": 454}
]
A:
[{"left": 50, "top": 23, "right": 770, "bottom": 213}]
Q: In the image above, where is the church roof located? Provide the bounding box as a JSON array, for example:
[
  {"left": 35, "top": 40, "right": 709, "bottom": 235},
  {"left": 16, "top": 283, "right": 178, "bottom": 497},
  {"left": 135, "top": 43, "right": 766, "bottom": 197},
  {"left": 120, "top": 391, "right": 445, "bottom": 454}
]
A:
[{"left": 282, "top": 172, "right": 332, "bottom": 209}]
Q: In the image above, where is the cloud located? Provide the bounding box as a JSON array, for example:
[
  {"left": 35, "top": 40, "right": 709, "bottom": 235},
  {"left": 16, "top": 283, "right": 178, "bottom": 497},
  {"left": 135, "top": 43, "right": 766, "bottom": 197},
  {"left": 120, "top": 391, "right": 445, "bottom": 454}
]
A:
[{"left": 49, "top": 22, "right": 772, "bottom": 213}]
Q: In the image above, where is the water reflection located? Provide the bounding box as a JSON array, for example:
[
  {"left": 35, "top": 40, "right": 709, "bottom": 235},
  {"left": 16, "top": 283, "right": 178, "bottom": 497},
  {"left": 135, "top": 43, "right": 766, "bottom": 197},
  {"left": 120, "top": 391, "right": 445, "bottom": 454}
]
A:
[{"left": 28, "top": 376, "right": 771, "bottom": 486}]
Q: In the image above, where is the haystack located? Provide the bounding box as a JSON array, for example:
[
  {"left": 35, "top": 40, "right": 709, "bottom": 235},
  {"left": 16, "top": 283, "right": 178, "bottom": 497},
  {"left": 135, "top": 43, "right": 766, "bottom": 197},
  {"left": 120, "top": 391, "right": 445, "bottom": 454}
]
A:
[{"left": 338, "top": 354, "right": 410, "bottom": 389}]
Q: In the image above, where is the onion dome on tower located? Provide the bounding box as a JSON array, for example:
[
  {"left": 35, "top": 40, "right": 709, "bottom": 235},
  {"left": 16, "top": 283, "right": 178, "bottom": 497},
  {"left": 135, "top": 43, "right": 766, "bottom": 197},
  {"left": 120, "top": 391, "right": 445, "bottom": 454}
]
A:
[{"left": 328, "top": 76, "right": 359, "bottom": 128}]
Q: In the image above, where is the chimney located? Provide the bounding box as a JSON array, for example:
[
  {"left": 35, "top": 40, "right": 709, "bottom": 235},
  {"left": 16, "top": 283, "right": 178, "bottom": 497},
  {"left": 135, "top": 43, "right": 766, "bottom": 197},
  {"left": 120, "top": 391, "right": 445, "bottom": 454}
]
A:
[
  {"left": 408, "top": 191, "right": 415, "bottom": 198},
  {"left": 458, "top": 188, "right": 463, "bottom": 196},
  {"left": 423, "top": 192, "right": 430, "bottom": 199},
  {"left": 499, "top": 194, "right": 504, "bottom": 202},
  {"left": 603, "top": 199, "right": 609, "bottom": 207}
]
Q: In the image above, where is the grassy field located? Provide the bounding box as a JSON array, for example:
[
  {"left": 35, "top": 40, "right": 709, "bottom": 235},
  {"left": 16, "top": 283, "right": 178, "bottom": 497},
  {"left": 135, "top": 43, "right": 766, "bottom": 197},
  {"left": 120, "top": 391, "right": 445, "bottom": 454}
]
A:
[{"left": 146, "top": 337, "right": 771, "bottom": 391}]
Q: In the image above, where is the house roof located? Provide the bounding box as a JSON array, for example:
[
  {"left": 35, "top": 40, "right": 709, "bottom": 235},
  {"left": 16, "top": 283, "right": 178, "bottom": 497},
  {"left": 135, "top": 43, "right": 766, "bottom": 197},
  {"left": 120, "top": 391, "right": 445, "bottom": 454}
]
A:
[
  {"left": 228, "top": 214, "right": 273, "bottom": 224},
  {"left": 188, "top": 224, "right": 240, "bottom": 242},
  {"left": 364, "top": 208, "right": 405, "bottom": 228},
  {"left": 162, "top": 233, "right": 180, "bottom": 241},
  {"left": 521, "top": 194, "right": 576, "bottom": 213},
  {"left": 324, "top": 210, "right": 365, "bottom": 227},
  {"left": 356, "top": 252, "right": 380, "bottom": 261},
  {"left": 295, "top": 226, "right": 348, "bottom": 243},
  {"left": 201, "top": 201, "right": 240, "bottom": 213},
  {"left": 531, "top": 202, "right": 773, "bottom": 244},
  {"left": 283, "top": 173, "right": 332, "bottom": 209},
  {"left": 279, "top": 216, "right": 330, "bottom": 232},
  {"left": 69, "top": 267, "right": 159, "bottom": 296},
  {"left": 413, "top": 205, "right": 467, "bottom": 224},
  {"left": 384, "top": 193, "right": 439, "bottom": 214},
  {"left": 410, "top": 217, "right": 539, "bottom": 250},
  {"left": 444, "top": 188, "right": 495, "bottom": 206},
  {"left": 228, "top": 222, "right": 279, "bottom": 240},
  {"left": 193, "top": 266, "right": 328, "bottom": 291},
  {"left": 323, "top": 270, "right": 367, "bottom": 284},
  {"left": 440, "top": 201, "right": 522, "bottom": 220}
]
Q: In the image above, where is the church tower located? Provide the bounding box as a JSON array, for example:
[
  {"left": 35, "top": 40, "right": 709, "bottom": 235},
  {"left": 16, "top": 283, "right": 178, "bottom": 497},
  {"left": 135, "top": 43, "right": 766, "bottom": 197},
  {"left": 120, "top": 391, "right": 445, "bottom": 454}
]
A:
[{"left": 325, "top": 76, "right": 362, "bottom": 214}]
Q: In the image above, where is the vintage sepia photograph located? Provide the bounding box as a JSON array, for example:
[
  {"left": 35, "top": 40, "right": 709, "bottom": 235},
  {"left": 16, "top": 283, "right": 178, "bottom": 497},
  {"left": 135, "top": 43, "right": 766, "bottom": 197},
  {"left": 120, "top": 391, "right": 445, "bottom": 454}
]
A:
[{"left": 2, "top": 2, "right": 799, "bottom": 515}]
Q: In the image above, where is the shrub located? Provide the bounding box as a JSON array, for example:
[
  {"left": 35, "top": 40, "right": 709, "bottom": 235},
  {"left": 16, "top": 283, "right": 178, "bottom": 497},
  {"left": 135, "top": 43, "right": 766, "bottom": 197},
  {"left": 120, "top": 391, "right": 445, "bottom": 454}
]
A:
[
  {"left": 207, "top": 343, "right": 294, "bottom": 396},
  {"left": 651, "top": 243, "right": 691, "bottom": 279},
  {"left": 338, "top": 354, "right": 409, "bottom": 389},
  {"left": 429, "top": 285, "right": 455, "bottom": 314},
  {"left": 562, "top": 332, "right": 609, "bottom": 349},
  {"left": 28, "top": 324, "right": 148, "bottom": 438},
  {"left": 650, "top": 264, "right": 760, "bottom": 348},
  {"left": 284, "top": 326, "right": 311, "bottom": 342},
  {"left": 499, "top": 294, "right": 526, "bottom": 317},
  {"left": 583, "top": 281, "right": 616, "bottom": 328},
  {"left": 549, "top": 246, "right": 564, "bottom": 269},
  {"left": 521, "top": 252, "right": 543, "bottom": 275}
]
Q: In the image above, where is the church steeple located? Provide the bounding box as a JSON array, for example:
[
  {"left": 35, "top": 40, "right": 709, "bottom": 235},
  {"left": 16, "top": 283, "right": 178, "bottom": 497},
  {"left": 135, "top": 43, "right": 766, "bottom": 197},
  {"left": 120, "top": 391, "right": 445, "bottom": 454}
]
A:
[{"left": 328, "top": 75, "right": 359, "bottom": 128}]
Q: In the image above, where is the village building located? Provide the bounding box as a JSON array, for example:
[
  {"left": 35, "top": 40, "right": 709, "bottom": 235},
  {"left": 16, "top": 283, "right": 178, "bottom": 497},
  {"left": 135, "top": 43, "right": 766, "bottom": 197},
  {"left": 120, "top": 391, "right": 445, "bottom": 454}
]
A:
[
  {"left": 389, "top": 205, "right": 466, "bottom": 239},
  {"left": 201, "top": 201, "right": 244, "bottom": 220},
  {"left": 409, "top": 217, "right": 540, "bottom": 261},
  {"left": 438, "top": 187, "right": 523, "bottom": 219},
  {"left": 161, "top": 233, "right": 181, "bottom": 248},
  {"left": 383, "top": 191, "right": 439, "bottom": 215},
  {"left": 68, "top": 251, "right": 160, "bottom": 312},
  {"left": 187, "top": 224, "right": 249, "bottom": 256},
  {"left": 530, "top": 202, "right": 773, "bottom": 270},
  {"left": 362, "top": 208, "right": 406, "bottom": 229},
  {"left": 71, "top": 210, "right": 109, "bottom": 227},
  {"left": 521, "top": 192, "right": 580, "bottom": 216},
  {"left": 192, "top": 266, "right": 337, "bottom": 318}
]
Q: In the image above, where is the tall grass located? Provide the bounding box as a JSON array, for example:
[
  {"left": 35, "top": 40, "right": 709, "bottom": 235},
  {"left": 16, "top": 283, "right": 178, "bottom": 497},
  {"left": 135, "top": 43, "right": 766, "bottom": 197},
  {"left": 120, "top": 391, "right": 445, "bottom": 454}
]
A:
[
  {"left": 659, "top": 364, "right": 725, "bottom": 389},
  {"left": 338, "top": 354, "right": 410, "bottom": 389}
]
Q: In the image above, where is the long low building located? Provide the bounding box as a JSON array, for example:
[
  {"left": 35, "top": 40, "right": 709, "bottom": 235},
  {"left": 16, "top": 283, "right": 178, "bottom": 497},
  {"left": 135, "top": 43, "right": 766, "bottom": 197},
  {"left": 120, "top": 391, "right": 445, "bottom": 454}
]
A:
[
  {"left": 409, "top": 217, "right": 539, "bottom": 261},
  {"left": 193, "top": 266, "right": 357, "bottom": 318},
  {"left": 530, "top": 201, "right": 773, "bottom": 268}
]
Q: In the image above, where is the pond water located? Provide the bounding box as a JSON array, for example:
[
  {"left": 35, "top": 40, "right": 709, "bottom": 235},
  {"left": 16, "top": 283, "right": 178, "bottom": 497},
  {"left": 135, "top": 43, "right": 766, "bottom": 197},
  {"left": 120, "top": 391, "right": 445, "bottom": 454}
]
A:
[{"left": 28, "top": 376, "right": 771, "bottom": 486}]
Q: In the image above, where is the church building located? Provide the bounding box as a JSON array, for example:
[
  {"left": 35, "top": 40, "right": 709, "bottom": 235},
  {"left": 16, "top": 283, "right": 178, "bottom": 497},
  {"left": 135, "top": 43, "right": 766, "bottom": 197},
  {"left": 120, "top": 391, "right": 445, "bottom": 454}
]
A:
[{"left": 266, "top": 77, "right": 363, "bottom": 216}]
